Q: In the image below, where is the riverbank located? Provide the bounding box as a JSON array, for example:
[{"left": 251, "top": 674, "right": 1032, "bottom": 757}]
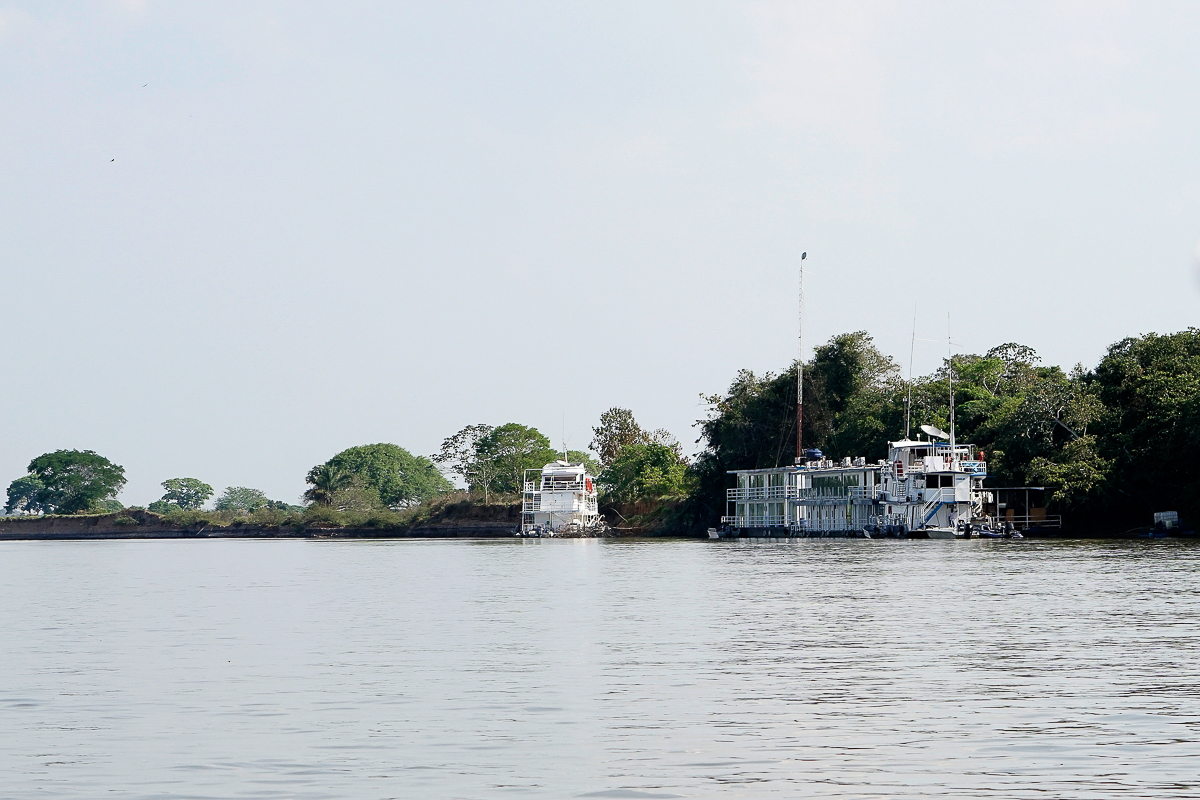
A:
[
  {"left": 0, "top": 496, "right": 679, "bottom": 540},
  {"left": 0, "top": 507, "right": 525, "bottom": 540}
]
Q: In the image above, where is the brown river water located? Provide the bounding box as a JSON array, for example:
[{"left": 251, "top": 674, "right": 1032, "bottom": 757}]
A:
[{"left": 2, "top": 537, "right": 1198, "bottom": 798}]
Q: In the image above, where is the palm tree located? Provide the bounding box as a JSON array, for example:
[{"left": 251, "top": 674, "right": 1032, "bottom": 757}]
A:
[{"left": 303, "top": 464, "right": 352, "bottom": 506}]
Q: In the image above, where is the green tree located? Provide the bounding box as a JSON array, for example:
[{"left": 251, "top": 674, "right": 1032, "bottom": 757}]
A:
[
  {"left": 1087, "top": 328, "right": 1200, "bottom": 525},
  {"left": 18, "top": 450, "right": 126, "bottom": 514},
  {"left": 159, "top": 478, "right": 214, "bottom": 510},
  {"left": 566, "top": 450, "right": 601, "bottom": 476},
  {"left": 5, "top": 475, "right": 46, "bottom": 515},
  {"left": 326, "top": 479, "right": 382, "bottom": 513},
  {"left": 214, "top": 486, "right": 269, "bottom": 512},
  {"left": 591, "top": 408, "right": 647, "bottom": 467},
  {"left": 599, "top": 442, "right": 691, "bottom": 503},
  {"left": 322, "top": 443, "right": 452, "bottom": 508},
  {"left": 433, "top": 424, "right": 498, "bottom": 501},
  {"left": 475, "top": 424, "right": 558, "bottom": 495},
  {"left": 303, "top": 464, "right": 353, "bottom": 506}
]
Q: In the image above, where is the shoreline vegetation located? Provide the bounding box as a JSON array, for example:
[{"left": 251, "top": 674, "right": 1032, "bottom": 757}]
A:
[{"left": 5, "top": 327, "right": 1199, "bottom": 540}]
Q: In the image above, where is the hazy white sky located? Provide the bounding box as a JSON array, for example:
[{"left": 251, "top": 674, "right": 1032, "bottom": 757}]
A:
[{"left": 3, "top": 1, "right": 1198, "bottom": 505}]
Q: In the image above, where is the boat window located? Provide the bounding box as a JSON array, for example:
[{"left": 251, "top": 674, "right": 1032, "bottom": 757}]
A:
[
  {"left": 813, "top": 475, "right": 843, "bottom": 496},
  {"left": 768, "top": 473, "right": 784, "bottom": 487},
  {"left": 749, "top": 474, "right": 765, "bottom": 489}
]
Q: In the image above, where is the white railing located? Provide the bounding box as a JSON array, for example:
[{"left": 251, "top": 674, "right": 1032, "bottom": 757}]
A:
[
  {"left": 961, "top": 461, "right": 987, "bottom": 475},
  {"left": 525, "top": 480, "right": 589, "bottom": 492},
  {"left": 794, "top": 487, "right": 859, "bottom": 499},
  {"left": 727, "top": 485, "right": 790, "bottom": 501},
  {"left": 849, "top": 487, "right": 880, "bottom": 500},
  {"left": 723, "top": 514, "right": 790, "bottom": 528}
]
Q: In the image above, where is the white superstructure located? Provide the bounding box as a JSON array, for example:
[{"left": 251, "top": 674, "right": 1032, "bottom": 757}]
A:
[
  {"left": 723, "top": 438, "right": 998, "bottom": 537},
  {"left": 520, "top": 460, "right": 601, "bottom": 536}
]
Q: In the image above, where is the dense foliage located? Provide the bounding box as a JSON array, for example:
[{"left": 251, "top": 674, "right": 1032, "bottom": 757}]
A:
[
  {"left": 214, "top": 486, "right": 270, "bottom": 512},
  {"left": 590, "top": 407, "right": 691, "bottom": 504},
  {"left": 683, "top": 328, "right": 1200, "bottom": 533},
  {"left": 434, "top": 423, "right": 575, "bottom": 498},
  {"left": 158, "top": 478, "right": 214, "bottom": 510},
  {"left": 475, "top": 424, "right": 560, "bottom": 495},
  {"left": 599, "top": 442, "right": 692, "bottom": 504},
  {"left": 5, "top": 450, "right": 126, "bottom": 514},
  {"left": 313, "top": 443, "right": 452, "bottom": 509}
]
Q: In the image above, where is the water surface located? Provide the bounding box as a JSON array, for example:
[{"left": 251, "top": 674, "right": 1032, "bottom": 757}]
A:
[{"left": 2, "top": 538, "right": 1199, "bottom": 798}]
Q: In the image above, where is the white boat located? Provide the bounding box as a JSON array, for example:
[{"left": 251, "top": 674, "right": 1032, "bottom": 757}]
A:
[
  {"left": 718, "top": 255, "right": 1053, "bottom": 541},
  {"left": 923, "top": 527, "right": 958, "bottom": 540},
  {"left": 519, "top": 460, "right": 602, "bottom": 536}
]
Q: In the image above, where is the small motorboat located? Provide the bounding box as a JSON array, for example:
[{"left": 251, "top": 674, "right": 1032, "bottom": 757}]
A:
[{"left": 923, "top": 526, "right": 957, "bottom": 539}]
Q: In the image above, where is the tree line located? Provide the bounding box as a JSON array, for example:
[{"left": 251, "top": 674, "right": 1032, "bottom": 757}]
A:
[
  {"left": 683, "top": 327, "right": 1200, "bottom": 534},
  {"left": 9, "top": 326, "right": 1194, "bottom": 532},
  {"left": 1, "top": 415, "right": 691, "bottom": 519}
]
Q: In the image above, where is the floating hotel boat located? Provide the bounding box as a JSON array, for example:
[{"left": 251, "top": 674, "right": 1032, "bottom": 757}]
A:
[
  {"left": 717, "top": 252, "right": 1053, "bottom": 540},
  {"left": 519, "top": 460, "right": 602, "bottom": 536},
  {"left": 724, "top": 427, "right": 996, "bottom": 539}
]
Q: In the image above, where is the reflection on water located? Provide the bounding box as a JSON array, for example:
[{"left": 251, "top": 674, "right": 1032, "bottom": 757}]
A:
[{"left": 2, "top": 538, "right": 1199, "bottom": 798}]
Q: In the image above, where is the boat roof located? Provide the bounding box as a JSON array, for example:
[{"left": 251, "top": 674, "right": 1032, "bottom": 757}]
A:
[
  {"left": 541, "top": 460, "right": 587, "bottom": 475},
  {"left": 889, "top": 439, "right": 974, "bottom": 448}
]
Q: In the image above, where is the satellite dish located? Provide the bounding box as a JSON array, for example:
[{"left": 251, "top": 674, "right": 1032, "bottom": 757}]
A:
[{"left": 920, "top": 424, "right": 949, "bottom": 440}]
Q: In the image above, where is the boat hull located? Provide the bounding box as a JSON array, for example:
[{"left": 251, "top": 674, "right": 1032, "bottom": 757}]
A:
[{"left": 924, "top": 527, "right": 957, "bottom": 539}]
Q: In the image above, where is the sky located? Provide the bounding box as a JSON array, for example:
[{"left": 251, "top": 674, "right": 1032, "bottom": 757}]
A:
[{"left": 2, "top": 1, "right": 1199, "bottom": 506}]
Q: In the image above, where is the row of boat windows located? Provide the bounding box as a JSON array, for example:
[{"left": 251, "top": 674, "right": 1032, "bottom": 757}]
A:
[
  {"left": 735, "top": 502, "right": 785, "bottom": 517},
  {"left": 738, "top": 473, "right": 865, "bottom": 489},
  {"left": 740, "top": 474, "right": 787, "bottom": 489},
  {"left": 926, "top": 474, "right": 960, "bottom": 488}
]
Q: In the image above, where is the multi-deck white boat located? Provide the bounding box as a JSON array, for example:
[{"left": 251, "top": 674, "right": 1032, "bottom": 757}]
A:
[
  {"left": 718, "top": 251, "right": 1051, "bottom": 540},
  {"left": 519, "top": 460, "right": 601, "bottom": 536},
  {"left": 723, "top": 432, "right": 992, "bottom": 538}
]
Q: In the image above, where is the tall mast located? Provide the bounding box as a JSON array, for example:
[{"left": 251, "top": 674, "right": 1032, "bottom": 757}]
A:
[
  {"left": 947, "top": 313, "right": 956, "bottom": 460},
  {"left": 796, "top": 251, "right": 806, "bottom": 461},
  {"left": 905, "top": 305, "right": 916, "bottom": 440}
]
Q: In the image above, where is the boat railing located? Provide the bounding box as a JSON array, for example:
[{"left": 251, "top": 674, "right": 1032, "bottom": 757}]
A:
[
  {"left": 722, "top": 514, "right": 789, "bottom": 528},
  {"left": 727, "top": 486, "right": 790, "bottom": 501},
  {"left": 848, "top": 487, "right": 880, "bottom": 500},
  {"left": 528, "top": 480, "right": 589, "bottom": 492},
  {"left": 961, "top": 460, "right": 987, "bottom": 475},
  {"left": 794, "top": 486, "right": 866, "bottom": 499}
]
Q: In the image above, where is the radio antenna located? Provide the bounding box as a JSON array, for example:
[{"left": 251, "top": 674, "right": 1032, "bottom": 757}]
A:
[
  {"left": 904, "top": 304, "right": 916, "bottom": 439},
  {"left": 947, "top": 313, "right": 956, "bottom": 457},
  {"left": 796, "top": 251, "right": 806, "bottom": 462}
]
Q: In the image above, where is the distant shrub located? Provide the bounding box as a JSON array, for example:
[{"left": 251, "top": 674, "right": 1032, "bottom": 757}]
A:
[
  {"left": 112, "top": 515, "right": 138, "bottom": 526},
  {"left": 303, "top": 504, "right": 343, "bottom": 527}
]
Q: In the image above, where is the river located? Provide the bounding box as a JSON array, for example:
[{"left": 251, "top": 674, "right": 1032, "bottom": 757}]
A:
[{"left": 2, "top": 538, "right": 1198, "bottom": 798}]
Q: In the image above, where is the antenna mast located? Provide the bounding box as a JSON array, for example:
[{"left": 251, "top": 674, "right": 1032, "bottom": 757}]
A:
[
  {"left": 905, "top": 305, "right": 916, "bottom": 439},
  {"left": 947, "top": 313, "right": 956, "bottom": 459},
  {"left": 796, "top": 251, "right": 806, "bottom": 461}
]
